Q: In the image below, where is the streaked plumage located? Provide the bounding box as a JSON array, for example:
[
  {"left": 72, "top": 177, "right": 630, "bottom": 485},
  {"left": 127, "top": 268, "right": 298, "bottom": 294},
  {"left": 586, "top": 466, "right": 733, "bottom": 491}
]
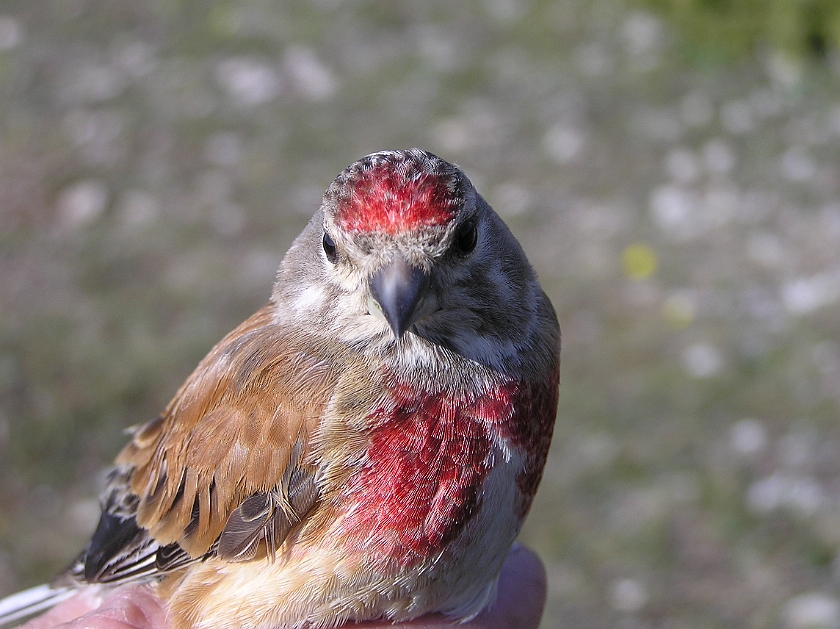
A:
[{"left": 0, "top": 149, "right": 560, "bottom": 629}]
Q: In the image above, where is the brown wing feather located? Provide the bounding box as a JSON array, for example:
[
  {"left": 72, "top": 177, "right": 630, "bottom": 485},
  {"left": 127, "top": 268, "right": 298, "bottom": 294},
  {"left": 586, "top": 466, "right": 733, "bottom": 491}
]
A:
[{"left": 115, "top": 304, "right": 338, "bottom": 557}]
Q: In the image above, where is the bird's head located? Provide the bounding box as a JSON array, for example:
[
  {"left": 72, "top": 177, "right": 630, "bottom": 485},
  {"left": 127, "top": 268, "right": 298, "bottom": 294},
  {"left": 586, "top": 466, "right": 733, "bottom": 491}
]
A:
[{"left": 274, "top": 149, "right": 553, "bottom": 372}]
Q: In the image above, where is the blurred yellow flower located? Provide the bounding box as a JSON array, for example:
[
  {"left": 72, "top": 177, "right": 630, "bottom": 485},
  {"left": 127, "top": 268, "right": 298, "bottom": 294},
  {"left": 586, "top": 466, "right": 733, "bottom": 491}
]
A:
[{"left": 622, "top": 243, "right": 658, "bottom": 280}]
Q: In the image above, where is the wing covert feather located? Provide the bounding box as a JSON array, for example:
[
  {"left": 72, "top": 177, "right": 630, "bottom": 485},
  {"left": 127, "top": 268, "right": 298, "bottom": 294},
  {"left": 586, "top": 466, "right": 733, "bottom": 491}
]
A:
[{"left": 115, "top": 304, "right": 338, "bottom": 557}]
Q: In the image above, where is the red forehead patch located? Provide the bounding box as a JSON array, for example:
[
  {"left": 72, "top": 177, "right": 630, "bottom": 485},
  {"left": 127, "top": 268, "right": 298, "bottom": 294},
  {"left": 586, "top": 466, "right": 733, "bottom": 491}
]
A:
[{"left": 331, "top": 152, "right": 463, "bottom": 234}]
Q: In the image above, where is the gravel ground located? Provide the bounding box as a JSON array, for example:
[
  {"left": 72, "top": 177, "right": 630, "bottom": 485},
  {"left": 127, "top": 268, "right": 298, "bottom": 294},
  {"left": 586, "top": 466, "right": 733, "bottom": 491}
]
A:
[{"left": 2, "top": 2, "right": 840, "bottom": 628}]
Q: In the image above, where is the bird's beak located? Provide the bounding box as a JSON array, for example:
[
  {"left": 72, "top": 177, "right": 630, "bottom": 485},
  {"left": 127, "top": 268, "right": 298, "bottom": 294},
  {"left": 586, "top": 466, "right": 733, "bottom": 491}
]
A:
[{"left": 368, "top": 254, "right": 431, "bottom": 339}]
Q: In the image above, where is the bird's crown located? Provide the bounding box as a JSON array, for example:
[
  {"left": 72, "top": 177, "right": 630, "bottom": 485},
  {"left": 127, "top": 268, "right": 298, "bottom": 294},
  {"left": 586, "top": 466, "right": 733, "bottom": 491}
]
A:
[{"left": 326, "top": 149, "right": 467, "bottom": 235}]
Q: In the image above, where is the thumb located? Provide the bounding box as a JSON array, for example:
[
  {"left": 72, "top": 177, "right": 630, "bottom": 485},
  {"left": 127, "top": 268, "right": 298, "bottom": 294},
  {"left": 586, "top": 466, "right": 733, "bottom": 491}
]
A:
[{"left": 478, "top": 542, "right": 547, "bottom": 629}]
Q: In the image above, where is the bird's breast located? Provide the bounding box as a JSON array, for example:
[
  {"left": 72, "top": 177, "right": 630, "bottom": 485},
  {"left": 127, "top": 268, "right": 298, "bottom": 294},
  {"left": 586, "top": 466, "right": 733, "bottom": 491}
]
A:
[{"left": 333, "top": 365, "right": 544, "bottom": 568}]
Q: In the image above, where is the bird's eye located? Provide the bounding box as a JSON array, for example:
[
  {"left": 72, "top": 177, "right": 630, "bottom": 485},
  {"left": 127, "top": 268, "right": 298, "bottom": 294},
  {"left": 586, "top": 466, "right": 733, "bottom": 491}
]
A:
[
  {"left": 323, "top": 232, "right": 338, "bottom": 262},
  {"left": 453, "top": 219, "right": 478, "bottom": 256}
]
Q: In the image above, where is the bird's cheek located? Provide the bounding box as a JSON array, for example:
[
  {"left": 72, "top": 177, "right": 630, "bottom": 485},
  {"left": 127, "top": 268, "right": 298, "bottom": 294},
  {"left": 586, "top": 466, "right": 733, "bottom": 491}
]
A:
[{"left": 412, "top": 291, "right": 440, "bottom": 322}]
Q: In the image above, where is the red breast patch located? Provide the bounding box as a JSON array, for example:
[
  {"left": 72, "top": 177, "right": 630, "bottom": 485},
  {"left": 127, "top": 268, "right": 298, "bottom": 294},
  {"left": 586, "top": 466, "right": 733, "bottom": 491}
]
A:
[{"left": 340, "top": 364, "right": 559, "bottom": 566}]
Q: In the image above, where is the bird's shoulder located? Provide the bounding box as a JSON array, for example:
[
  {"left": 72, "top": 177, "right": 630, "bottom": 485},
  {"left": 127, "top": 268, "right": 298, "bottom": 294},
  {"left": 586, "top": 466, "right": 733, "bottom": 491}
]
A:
[{"left": 113, "top": 303, "right": 347, "bottom": 560}]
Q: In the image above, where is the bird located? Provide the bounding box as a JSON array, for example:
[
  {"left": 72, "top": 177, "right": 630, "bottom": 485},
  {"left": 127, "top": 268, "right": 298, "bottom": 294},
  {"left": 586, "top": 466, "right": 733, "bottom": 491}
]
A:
[{"left": 0, "top": 149, "right": 560, "bottom": 629}]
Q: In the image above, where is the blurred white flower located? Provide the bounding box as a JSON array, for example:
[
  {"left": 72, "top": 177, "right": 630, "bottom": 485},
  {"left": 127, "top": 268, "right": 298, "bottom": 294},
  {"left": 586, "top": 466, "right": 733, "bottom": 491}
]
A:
[
  {"left": 730, "top": 419, "right": 767, "bottom": 456},
  {"left": 610, "top": 578, "right": 648, "bottom": 613},
  {"left": 782, "top": 274, "right": 840, "bottom": 315},
  {"left": 649, "top": 184, "right": 699, "bottom": 240},
  {"left": 216, "top": 57, "right": 281, "bottom": 107},
  {"left": 492, "top": 182, "right": 531, "bottom": 217},
  {"left": 0, "top": 16, "right": 23, "bottom": 50},
  {"left": 747, "top": 473, "right": 824, "bottom": 516},
  {"left": 544, "top": 124, "right": 586, "bottom": 164},
  {"left": 621, "top": 12, "right": 663, "bottom": 57},
  {"left": 780, "top": 146, "right": 817, "bottom": 182},
  {"left": 682, "top": 343, "right": 723, "bottom": 378},
  {"left": 284, "top": 46, "right": 336, "bottom": 101},
  {"left": 782, "top": 592, "right": 839, "bottom": 629},
  {"left": 57, "top": 179, "right": 109, "bottom": 230}
]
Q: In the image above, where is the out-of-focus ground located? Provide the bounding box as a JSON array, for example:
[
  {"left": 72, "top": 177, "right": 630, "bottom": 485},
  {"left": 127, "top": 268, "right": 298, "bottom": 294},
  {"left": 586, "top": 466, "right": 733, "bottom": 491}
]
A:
[{"left": 2, "top": 2, "right": 840, "bottom": 628}]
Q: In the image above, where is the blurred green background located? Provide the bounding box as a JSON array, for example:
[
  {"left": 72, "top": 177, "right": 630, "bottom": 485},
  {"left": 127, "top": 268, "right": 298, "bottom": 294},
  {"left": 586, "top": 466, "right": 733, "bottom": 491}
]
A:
[{"left": 2, "top": 1, "right": 840, "bottom": 627}]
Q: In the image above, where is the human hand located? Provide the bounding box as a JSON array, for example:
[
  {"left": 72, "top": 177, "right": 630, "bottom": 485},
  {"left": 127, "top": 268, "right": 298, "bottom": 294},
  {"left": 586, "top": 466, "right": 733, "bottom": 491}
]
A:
[{"left": 19, "top": 543, "right": 546, "bottom": 629}]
